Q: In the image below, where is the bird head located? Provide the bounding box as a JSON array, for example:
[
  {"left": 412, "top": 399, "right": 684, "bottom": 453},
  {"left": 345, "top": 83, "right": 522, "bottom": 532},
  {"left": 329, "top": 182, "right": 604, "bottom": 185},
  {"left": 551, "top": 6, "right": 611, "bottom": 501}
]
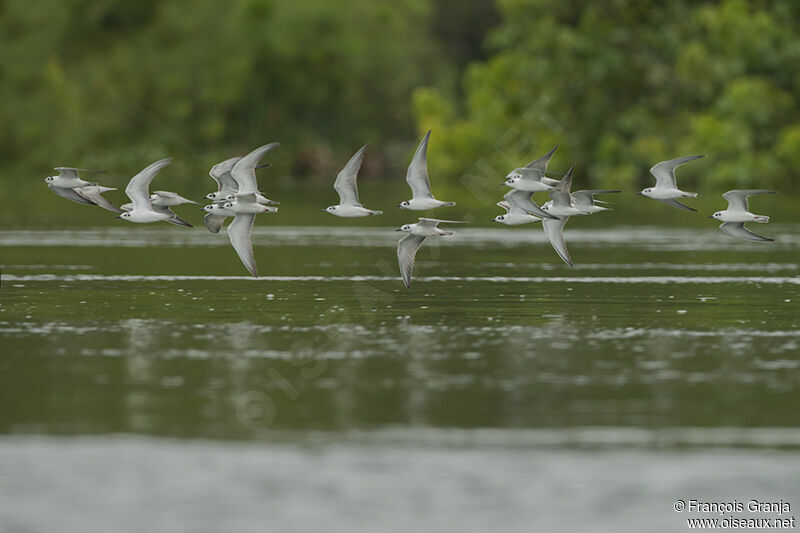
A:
[
  {"left": 396, "top": 224, "right": 413, "bottom": 233},
  {"left": 397, "top": 201, "right": 410, "bottom": 209}
]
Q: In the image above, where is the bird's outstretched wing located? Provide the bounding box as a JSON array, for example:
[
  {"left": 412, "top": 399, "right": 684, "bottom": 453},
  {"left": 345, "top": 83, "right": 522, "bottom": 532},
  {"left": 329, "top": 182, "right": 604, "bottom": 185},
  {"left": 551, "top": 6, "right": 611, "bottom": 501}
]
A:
[
  {"left": 397, "top": 233, "right": 426, "bottom": 289},
  {"left": 48, "top": 184, "right": 96, "bottom": 206},
  {"left": 204, "top": 213, "right": 227, "bottom": 234},
  {"left": 543, "top": 216, "right": 573, "bottom": 267},
  {"left": 334, "top": 144, "right": 368, "bottom": 206},
  {"left": 719, "top": 222, "right": 773, "bottom": 242},
  {"left": 406, "top": 131, "right": 434, "bottom": 200},
  {"left": 656, "top": 198, "right": 697, "bottom": 212},
  {"left": 721, "top": 190, "right": 775, "bottom": 212},
  {"left": 649, "top": 155, "right": 704, "bottom": 189},
  {"left": 75, "top": 186, "right": 123, "bottom": 213},
  {"left": 126, "top": 157, "right": 173, "bottom": 209},
  {"left": 228, "top": 213, "right": 258, "bottom": 277},
  {"left": 232, "top": 143, "right": 279, "bottom": 195}
]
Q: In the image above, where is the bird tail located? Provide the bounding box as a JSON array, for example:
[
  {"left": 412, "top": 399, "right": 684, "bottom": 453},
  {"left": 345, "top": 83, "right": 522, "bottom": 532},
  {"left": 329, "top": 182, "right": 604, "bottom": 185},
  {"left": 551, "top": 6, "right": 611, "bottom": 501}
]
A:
[
  {"left": 683, "top": 191, "right": 698, "bottom": 198},
  {"left": 371, "top": 210, "right": 383, "bottom": 216},
  {"left": 443, "top": 201, "right": 456, "bottom": 207},
  {"left": 754, "top": 215, "right": 769, "bottom": 223},
  {"left": 439, "top": 230, "right": 455, "bottom": 237}
]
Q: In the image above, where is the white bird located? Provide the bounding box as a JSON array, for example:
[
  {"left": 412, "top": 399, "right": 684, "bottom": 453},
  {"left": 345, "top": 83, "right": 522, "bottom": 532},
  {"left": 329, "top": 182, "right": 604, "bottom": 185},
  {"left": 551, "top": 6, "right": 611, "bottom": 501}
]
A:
[
  {"left": 118, "top": 158, "right": 175, "bottom": 224},
  {"left": 710, "top": 190, "right": 776, "bottom": 242},
  {"left": 206, "top": 157, "right": 277, "bottom": 205},
  {"left": 492, "top": 189, "right": 544, "bottom": 225},
  {"left": 206, "top": 157, "right": 243, "bottom": 203},
  {"left": 396, "top": 218, "right": 464, "bottom": 289},
  {"left": 230, "top": 143, "right": 280, "bottom": 204},
  {"left": 44, "top": 168, "right": 123, "bottom": 213},
  {"left": 323, "top": 144, "right": 383, "bottom": 217},
  {"left": 398, "top": 130, "right": 455, "bottom": 210},
  {"left": 504, "top": 145, "right": 562, "bottom": 192},
  {"left": 121, "top": 190, "right": 195, "bottom": 227},
  {"left": 540, "top": 165, "right": 586, "bottom": 267},
  {"left": 570, "top": 189, "right": 621, "bottom": 214},
  {"left": 222, "top": 146, "right": 280, "bottom": 278},
  {"left": 43, "top": 167, "right": 98, "bottom": 189},
  {"left": 540, "top": 165, "right": 590, "bottom": 218},
  {"left": 220, "top": 193, "right": 276, "bottom": 277},
  {"left": 640, "top": 155, "right": 704, "bottom": 211}
]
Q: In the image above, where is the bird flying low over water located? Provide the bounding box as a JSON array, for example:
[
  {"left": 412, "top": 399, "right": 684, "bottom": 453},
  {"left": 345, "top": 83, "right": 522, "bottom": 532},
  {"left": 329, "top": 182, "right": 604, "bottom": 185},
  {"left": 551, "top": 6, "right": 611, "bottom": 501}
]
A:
[
  {"left": 121, "top": 190, "right": 196, "bottom": 227},
  {"left": 398, "top": 130, "right": 456, "bottom": 210},
  {"left": 323, "top": 144, "right": 383, "bottom": 217},
  {"left": 504, "top": 145, "right": 562, "bottom": 192},
  {"left": 43, "top": 168, "right": 123, "bottom": 213},
  {"left": 492, "top": 189, "right": 546, "bottom": 225},
  {"left": 710, "top": 190, "right": 776, "bottom": 242},
  {"left": 396, "top": 218, "right": 464, "bottom": 289},
  {"left": 218, "top": 143, "right": 281, "bottom": 278},
  {"left": 118, "top": 158, "right": 176, "bottom": 224},
  {"left": 540, "top": 165, "right": 583, "bottom": 267},
  {"left": 640, "top": 155, "right": 705, "bottom": 211}
]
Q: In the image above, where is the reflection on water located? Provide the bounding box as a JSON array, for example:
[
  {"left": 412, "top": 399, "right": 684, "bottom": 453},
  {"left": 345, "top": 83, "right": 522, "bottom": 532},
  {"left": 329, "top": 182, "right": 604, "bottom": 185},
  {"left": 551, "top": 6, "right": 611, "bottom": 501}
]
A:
[{"left": 1, "top": 225, "right": 799, "bottom": 531}]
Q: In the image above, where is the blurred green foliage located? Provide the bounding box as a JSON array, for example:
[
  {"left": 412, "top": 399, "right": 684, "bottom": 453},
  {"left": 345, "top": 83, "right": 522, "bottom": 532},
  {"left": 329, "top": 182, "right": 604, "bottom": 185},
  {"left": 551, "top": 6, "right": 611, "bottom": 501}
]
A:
[
  {"left": 2, "top": 0, "right": 798, "bottom": 227},
  {"left": 0, "top": 0, "right": 499, "bottom": 203},
  {"left": 413, "top": 0, "right": 800, "bottom": 192}
]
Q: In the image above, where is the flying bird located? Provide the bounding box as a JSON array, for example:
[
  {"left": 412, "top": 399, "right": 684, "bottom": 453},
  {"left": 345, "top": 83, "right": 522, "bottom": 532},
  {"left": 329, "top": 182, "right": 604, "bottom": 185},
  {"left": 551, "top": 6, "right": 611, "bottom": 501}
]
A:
[
  {"left": 221, "top": 143, "right": 282, "bottom": 277},
  {"left": 396, "top": 218, "right": 464, "bottom": 289},
  {"left": 121, "top": 190, "right": 196, "bottom": 227},
  {"left": 398, "top": 131, "right": 455, "bottom": 210},
  {"left": 492, "top": 189, "right": 545, "bottom": 225},
  {"left": 640, "top": 155, "right": 705, "bottom": 211},
  {"left": 710, "top": 190, "right": 776, "bottom": 242},
  {"left": 118, "top": 158, "right": 176, "bottom": 224},
  {"left": 43, "top": 168, "right": 123, "bottom": 213},
  {"left": 504, "top": 145, "right": 562, "bottom": 192},
  {"left": 540, "top": 165, "right": 586, "bottom": 267},
  {"left": 323, "top": 144, "right": 383, "bottom": 217}
]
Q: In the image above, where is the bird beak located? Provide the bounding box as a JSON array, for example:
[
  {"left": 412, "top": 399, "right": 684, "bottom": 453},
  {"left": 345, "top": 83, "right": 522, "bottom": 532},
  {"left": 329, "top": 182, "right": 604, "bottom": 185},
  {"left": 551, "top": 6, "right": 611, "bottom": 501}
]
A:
[
  {"left": 115, "top": 215, "right": 122, "bottom": 219},
  {"left": 396, "top": 204, "right": 403, "bottom": 208},
  {"left": 395, "top": 228, "right": 402, "bottom": 231},
  {"left": 707, "top": 215, "right": 714, "bottom": 218},
  {"left": 41, "top": 178, "right": 48, "bottom": 182},
  {"left": 321, "top": 209, "right": 327, "bottom": 212},
  {"left": 637, "top": 191, "right": 644, "bottom": 196}
]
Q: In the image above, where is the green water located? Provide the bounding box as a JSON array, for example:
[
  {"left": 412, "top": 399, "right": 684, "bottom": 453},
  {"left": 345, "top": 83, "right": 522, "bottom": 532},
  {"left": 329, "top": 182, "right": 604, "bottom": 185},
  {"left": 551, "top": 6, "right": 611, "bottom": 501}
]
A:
[{"left": 1, "top": 212, "right": 799, "bottom": 531}]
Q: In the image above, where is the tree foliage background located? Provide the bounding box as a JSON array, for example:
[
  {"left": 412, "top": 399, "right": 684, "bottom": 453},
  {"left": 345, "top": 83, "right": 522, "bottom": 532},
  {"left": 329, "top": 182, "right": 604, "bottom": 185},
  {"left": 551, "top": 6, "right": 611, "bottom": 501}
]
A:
[
  {"left": 1, "top": 0, "right": 797, "bottom": 216},
  {"left": 414, "top": 0, "right": 800, "bottom": 193}
]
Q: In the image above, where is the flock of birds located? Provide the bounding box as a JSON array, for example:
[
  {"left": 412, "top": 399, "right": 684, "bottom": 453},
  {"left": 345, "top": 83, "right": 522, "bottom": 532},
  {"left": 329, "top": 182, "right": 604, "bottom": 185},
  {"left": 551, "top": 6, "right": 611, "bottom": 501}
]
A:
[{"left": 44, "top": 131, "right": 776, "bottom": 289}]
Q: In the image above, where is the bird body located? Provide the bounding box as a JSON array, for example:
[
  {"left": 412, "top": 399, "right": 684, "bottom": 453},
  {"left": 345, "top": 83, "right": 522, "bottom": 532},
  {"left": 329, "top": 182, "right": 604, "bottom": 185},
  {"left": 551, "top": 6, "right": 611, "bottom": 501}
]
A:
[
  {"left": 640, "top": 155, "right": 705, "bottom": 211},
  {"left": 118, "top": 158, "right": 175, "bottom": 224},
  {"left": 504, "top": 145, "right": 561, "bottom": 192},
  {"left": 711, "top": 190, "right": 775, "bottom": 242},
  {"left": 399, "top": 131, "right": 455, "bottom": 210},
  {"left": 43, "top": 167, "right": 95, "bottom": 189},
  {"left": 492, "top": 189, "right": 545, "bottom": 225},
  {"left": 396, "top": 218, "right": 464, "bottom": 289},
  {"left": 323, "top": 145, "right": 383, "bottom": 217}
]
